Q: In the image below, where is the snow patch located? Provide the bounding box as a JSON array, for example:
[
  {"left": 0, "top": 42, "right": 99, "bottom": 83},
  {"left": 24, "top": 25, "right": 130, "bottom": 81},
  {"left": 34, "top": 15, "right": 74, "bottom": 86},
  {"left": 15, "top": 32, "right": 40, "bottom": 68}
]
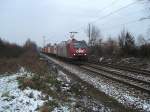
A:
[
  {"left": 52, "top": 106, "right": 69, "bottom": 112},
  {"left": 57, "top": 71, "right": 71, "bottom": 83},
  {"left": 0, "top": 68, "right": 50, "bottom": 112}
]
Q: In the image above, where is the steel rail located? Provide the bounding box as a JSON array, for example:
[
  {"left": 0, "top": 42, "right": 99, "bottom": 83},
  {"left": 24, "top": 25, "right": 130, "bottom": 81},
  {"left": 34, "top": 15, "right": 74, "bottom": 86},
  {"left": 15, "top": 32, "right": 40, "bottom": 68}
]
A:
[
  {"left": 81, "top": 65, "right": 150, "bottom": 94},
  {"left": 87, "top": 64, "right": 150, "bottom": 85},
  {"left": 98, "top": 63, "right": 150, "bottom": 76}
]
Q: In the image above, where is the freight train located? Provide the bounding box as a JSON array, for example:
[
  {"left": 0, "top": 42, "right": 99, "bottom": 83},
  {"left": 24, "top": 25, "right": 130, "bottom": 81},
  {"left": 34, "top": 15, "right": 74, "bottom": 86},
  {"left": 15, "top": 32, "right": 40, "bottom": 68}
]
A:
[{"left": 42, "top": 38, "right": 88, "bottom": 60}]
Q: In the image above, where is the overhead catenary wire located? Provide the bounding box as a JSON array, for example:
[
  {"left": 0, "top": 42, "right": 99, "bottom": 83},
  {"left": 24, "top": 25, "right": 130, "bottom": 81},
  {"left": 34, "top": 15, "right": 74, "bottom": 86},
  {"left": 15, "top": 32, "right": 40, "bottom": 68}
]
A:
[
  {"left": 96, "top": 8, "right": 146, "bottom": 27},
  {"left": 102, "top": 19, "right": 140, "bottom": 31},
  {"left": 77, "top": 10, "right": 145, "bottom": 33},
  {"left": 90, "top": 1, "right": 140, "bottom": 24},
  {"left": 74, "top": 0, "right": 147, "bottom": 39},
  {"left": 74, "top": 0, "right": 120, "bottom": 31},
  {"left": 99, "top": 16, "right": 150, "bottom": 32},
  {"left": 95, "top": 0, "right": 120, "bottom": 14},
  {"left": 75, "top": 0, "right": 142, "bottom": 33}
]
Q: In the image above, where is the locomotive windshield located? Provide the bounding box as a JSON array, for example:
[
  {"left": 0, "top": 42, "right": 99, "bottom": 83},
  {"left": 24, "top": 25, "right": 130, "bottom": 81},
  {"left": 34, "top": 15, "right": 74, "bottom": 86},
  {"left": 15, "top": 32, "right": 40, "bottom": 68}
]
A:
[{"left": 73, "top": 41, "right": 87, "bottom": 48}]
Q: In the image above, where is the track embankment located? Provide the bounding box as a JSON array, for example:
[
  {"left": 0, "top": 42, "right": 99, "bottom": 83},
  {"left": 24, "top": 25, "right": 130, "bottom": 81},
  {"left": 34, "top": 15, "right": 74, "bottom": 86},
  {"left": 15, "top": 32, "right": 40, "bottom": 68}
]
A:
[
  {"left": 81, "top": 63, "right": 150, "bottom": 94},
  {"left": 40, "top": 53, "right": 150, "bottom": 112}
]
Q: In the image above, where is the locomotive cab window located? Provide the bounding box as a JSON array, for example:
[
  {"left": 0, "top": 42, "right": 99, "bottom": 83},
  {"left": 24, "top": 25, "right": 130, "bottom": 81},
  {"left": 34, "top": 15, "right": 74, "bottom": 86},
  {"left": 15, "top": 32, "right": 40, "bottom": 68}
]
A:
[{"left": 73, "top": 41, "right": 87, "bottom": 48}]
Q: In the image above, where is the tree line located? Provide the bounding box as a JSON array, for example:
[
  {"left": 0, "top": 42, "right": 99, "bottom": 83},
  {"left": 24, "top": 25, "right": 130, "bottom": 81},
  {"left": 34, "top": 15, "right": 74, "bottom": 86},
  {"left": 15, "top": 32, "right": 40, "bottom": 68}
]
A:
[
  {"left": 87, "top": 25, "right": 150, "bottom": 58},
  {"left": 0, "top": 38, "right": 37, "bottom": 58}
]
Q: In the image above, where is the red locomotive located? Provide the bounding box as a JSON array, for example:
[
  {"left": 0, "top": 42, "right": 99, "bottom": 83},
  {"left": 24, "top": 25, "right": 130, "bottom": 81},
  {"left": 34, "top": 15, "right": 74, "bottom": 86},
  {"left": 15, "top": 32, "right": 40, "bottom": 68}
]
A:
[{"left": 42, "top": 36, "right": 88, "bottom": 60}]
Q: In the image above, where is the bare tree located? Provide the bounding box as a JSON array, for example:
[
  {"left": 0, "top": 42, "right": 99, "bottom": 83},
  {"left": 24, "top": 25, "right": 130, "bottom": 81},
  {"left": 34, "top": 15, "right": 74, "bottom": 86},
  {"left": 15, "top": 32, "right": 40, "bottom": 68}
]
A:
[
  {"left": 118, "top": 29, "right": 126, "bottom": 50},
  {"left": 86, "top": 24, "right": 102, "bottom": 46},
  {"left": 24, "top": 38, "right": 37, "bottom": 52},
  {"left": 118, "top": 29, "right": 136, "bottom": 56},
  {"left": 91, "top": 25, "right": 101, "bottom": 46},
  {"left": 137, "top": 34, "right": 150, "bottom": 57},
  {"left": 86, "top": 24, "right": 103, "bottom": 56}
]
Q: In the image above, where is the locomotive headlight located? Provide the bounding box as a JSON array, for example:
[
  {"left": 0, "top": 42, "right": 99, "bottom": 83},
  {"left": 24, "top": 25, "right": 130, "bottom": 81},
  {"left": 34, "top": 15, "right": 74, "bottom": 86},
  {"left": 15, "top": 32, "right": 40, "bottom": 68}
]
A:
[
  {"left": 73, "top": 54, "right": 76, "bottom": 56},
  {"left": 84, "top": 54, "right": 87, "bottom": 56}
]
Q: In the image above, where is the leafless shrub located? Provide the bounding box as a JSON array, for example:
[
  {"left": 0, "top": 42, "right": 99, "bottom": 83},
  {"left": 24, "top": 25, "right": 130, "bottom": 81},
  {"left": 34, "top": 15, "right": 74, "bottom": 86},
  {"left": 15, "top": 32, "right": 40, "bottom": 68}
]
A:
[
  {"left": 139, "top": 43, "right": 150, "bottom": 58},
  {"left": 86, "top": 24, "right": 103, "bottom": 56},
  {"left": 0, "top": 38, "right": 24, "bottom": 58},
  {"left": 118, "top": 29, "right": 136, "bottom": 56},
  {"left": 0, "top": 38, "right": 39, "bottom": 73},
  {"left": 137, "top": 35, "right": 150, "bottom": 58}
]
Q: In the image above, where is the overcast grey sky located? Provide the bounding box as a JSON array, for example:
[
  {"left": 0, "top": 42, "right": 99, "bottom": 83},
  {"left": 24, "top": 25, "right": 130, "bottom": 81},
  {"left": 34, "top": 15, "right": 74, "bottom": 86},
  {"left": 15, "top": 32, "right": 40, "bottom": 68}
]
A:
[{"left": 0, "top": 0, "right": 149, "bottom": 46}]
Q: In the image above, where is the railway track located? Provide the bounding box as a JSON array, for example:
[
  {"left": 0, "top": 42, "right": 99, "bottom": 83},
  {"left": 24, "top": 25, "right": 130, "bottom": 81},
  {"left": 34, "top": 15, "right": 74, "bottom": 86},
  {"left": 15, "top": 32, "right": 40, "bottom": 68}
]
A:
[
  {"left": 98, "top": 63, "right": 150, "bottom": 76},
  {"left": 41, "top": 53, "right": 150, "bottom": 112},
  {"left": 80, "top": 63, "right": 150, "bottom": 94},
  {"left": 42, "top": 53, "right": 150, "bottom": 94}
]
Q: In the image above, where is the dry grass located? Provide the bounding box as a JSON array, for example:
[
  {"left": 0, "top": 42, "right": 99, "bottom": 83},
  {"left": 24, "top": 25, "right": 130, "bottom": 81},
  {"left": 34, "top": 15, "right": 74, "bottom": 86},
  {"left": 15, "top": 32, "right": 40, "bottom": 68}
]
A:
[
  {"left": 0, "top": 58, "right": 20, "bottom": 74},
  {"left": 21, "top": 78, "right": 34, "bottom": 89},
  {"left": 0, "top": 49, "right": 41, "bottom": 74},
  {"left": 16, "top": 50, "right": 61, "bottom": 111},
  {"left": 40, "top": 106, "right": 49, "bottom": 112},
  {"left": 0, "top": 43, "right": 61, "bottom": 110}
]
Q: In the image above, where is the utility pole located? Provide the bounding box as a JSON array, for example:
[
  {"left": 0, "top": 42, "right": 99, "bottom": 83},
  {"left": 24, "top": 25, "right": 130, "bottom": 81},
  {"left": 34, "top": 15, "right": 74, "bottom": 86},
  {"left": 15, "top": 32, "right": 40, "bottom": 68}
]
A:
[
  {"left": 88, "top": 23, "right": 91, "bottom": 46},
  {"left": 89, "top": 24, "right": 91, "bottom": 42}
]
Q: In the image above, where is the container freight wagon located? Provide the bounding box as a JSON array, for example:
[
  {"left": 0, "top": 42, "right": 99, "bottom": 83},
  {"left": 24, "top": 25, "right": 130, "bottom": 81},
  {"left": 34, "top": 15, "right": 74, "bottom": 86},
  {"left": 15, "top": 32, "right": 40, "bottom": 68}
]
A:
[
  {"left": 43, "top": 47, "right": 48, "bottom": 53},
  {"left": 57, "top": 41, "right": 68, "bottom": 58},
  {"left": 54, "top": 44, "right": 57, "bottom": 55},
  {"left": 42, "top": 46, "right": 54, "bottom": 54},
  {"left": 42, "top": 38, "right": 88, "bottom": 60}
]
